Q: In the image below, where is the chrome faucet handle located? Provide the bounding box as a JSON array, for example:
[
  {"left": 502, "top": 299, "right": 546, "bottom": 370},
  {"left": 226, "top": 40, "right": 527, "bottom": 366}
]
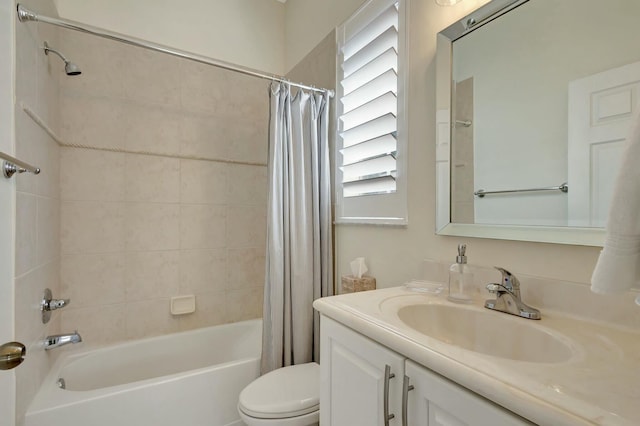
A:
[
  {"left": 41, "top": 288, "right": 71, "bottom": 324},
  {"left": 486, "top": 282, "right": 511, "bottom": 294},
  {"left": 41, "top": 288, "right": 71, "bottom": 312},
  {"left": 485, "top": 268, "right": 540, "bottom": 320},
  {"left": 47, "top": 298, "right": 70, "bottom": 310},
  {"left": 494, "top": 267, "right": 520, "bottom": 298}
]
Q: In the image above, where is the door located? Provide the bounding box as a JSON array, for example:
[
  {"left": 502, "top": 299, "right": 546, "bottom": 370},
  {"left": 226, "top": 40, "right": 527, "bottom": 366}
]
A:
[
  {"left": 0, "top": 1, "right": 16, "bottom": 426},
  {"left": 405, "top": 361, "right": 532, "bottom": 425},
  {"left": 568, "top": 61, "right": 640, "bottom": 227},
  {"left": 320, "top": 316, "right": 404, "bottom": 426}
]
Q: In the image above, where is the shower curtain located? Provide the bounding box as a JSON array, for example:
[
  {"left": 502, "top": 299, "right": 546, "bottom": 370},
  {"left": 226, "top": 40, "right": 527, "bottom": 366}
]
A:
[{"left": 261, "top": 82, "right": 333, "bottom": 374}]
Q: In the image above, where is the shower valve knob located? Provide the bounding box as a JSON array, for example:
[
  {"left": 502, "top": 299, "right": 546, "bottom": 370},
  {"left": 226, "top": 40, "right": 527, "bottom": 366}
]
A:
[
  {"left": 46, "top": 299, "right": 69, "bottom": 310},
  {"left": 41, "top": 288, "right": 71, "bottom": 324}
]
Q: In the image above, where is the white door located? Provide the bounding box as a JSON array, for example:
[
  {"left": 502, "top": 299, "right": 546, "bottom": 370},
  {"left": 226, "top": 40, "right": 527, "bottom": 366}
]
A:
[
  {"left": 320, "top": 316, "right": 404, "bottom": 426},
  {"left": 568, "top": 61, "right": 640, "bottom": 227},
  {"left": 405, "top": 361, "right": 532, "bottom": 425},
  {"left": 0, "top": 1, "right": 16, "bottom": 426}
]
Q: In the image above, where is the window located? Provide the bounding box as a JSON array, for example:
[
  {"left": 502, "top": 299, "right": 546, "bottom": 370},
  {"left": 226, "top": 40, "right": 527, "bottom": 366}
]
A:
[{"left": 335, "top": 0, "right": 407, "bottom": 225}]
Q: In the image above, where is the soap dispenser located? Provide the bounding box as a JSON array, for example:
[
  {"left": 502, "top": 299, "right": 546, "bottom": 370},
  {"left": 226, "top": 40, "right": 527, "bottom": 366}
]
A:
[{"left": 448, "top": 244, "right": 475, "bottom": 303}]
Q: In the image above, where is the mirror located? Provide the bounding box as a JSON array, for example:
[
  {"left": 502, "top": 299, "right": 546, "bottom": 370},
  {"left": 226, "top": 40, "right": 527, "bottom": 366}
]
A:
[{"left": 436, "top": 0, "right": 640, "bottom": 246}]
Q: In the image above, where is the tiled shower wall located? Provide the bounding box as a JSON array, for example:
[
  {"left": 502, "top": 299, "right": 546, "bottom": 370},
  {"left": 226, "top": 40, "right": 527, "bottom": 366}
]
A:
[
  {"left": 57, "top": 30, "right": 268, "bottom": 345},
  {"left": 14, "top": 0, "right": 61, "bottom": 422}
]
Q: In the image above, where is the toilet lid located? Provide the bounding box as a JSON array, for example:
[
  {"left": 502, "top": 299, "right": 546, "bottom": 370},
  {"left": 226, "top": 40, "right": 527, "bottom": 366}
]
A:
[{"left": 239, "top": 362, "right": 320, "bottom": 419}]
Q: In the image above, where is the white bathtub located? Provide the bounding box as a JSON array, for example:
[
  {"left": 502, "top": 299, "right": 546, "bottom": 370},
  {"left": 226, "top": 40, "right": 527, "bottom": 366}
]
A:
[{"left": 25, "top": 319, "right": 262, "bottom": 426}]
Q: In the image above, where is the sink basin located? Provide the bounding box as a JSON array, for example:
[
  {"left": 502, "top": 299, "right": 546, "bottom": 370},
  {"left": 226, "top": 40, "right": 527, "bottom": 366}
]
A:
[{"left": 397, "top": 304, "right": 574, "bottom": 363}]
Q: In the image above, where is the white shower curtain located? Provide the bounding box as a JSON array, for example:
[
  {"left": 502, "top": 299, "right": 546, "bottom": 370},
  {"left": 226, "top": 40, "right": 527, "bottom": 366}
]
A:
[{"left": 261, "top": 82, "right": 333, "bottom": 374}]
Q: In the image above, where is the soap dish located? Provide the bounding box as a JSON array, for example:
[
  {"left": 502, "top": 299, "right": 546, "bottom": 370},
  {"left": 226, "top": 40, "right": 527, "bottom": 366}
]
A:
[
  {"left": 170, "top": 295, "right": 196, "bottom": 315},
  {"left": 404, "top": 280, "right": 445, "bottom": 295}
]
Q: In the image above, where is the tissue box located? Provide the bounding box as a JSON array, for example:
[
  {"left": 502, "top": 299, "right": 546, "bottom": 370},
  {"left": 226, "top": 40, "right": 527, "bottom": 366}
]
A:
[{"left": 341, "top": 275, "right": 376, "bottom": 293}]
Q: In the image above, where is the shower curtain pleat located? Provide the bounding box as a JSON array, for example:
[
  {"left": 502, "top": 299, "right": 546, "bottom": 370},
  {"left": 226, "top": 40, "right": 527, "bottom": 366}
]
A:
[{"left": 261, "top": 83, "right": 333, "bottom": 374}]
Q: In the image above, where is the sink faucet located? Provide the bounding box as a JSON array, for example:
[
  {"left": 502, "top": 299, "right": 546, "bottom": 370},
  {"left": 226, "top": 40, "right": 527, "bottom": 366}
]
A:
[
  {"left": 484, "top": 267, "right": 541, "bottom": 320},
  {"left": 44, "top": 331, "right": 82, "bottom": 350}
]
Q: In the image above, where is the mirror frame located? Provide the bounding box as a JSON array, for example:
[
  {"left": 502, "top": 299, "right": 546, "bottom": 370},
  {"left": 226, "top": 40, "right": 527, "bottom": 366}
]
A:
[{"left": 435, "top": 0, "right": 605, "bottom": 246}]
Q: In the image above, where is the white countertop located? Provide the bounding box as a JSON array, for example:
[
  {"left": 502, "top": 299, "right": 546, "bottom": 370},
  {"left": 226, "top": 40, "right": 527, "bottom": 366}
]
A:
[{"left": 313, "top": 287, "right": 640, "bottom": 426}]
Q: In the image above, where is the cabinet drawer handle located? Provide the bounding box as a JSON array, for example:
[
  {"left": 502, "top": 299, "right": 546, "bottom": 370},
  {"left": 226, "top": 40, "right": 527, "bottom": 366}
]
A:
[
  {"left": 384, "top": 364, "right": 395, "bottom": 425},
  {"left": 402, "top": 375, "right": 414, "bottom": 426}
]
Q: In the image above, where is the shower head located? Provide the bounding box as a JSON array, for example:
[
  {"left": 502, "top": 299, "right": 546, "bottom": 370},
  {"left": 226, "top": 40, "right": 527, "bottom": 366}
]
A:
[
  {"left": 43, "top": 41, "right": 81, "bottom": 76},
  {"left": 64, "top": 61, "right": 81, "bottom": 76}
]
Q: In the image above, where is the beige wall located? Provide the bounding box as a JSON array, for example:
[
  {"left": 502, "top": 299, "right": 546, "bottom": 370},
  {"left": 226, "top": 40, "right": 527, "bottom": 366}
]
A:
[
  {"left": 57, "top": 30, "right": 267, "bottom": 346},
  {"left": 14, "top": 0, "right": 62, "bottom": 423},
  {"left": 286, "top": 29, "right": 338, "bottom": 180},
  {"left": 53, "top": 0, "right": 286, "bottom": 75},
  {"left": 286, "top": 31, "right": 337, "bottom": 94},
  {"left": 284, "top": 0, "right": 366, "bottom": 72},
  {"left": 51, "top": 0, "right": 366, "bottom": 76},
  {"left": 335, "top": 0, "right": 602, "bottom": 289},
  {"left": 54, "top": 0, "right": 364, "bottom": 75}
]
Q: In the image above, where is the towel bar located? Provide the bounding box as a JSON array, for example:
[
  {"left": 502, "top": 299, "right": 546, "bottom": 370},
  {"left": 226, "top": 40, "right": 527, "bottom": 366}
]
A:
[
  {"left": 475, "top": 182, "right": 568, "bottom": 198},
  {"left": 0, "top": 151, "right": 40, "bottom": 179}
]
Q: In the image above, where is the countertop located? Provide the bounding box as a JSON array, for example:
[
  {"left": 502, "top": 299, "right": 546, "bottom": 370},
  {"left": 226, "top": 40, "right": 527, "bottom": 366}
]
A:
[{"left": 313, "top": 287, "right": 640, "bottom": 426}]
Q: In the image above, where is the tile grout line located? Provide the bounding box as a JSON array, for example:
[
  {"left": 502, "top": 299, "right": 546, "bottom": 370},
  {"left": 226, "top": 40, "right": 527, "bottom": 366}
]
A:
[{"left": 21, "top": 102, "right": 268, "bottom": 167}]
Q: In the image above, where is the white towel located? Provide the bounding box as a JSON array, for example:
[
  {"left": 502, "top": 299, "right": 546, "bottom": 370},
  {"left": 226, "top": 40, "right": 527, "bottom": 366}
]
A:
[{"left": 591, "top": 111, "right": 640, "bottom": 302}]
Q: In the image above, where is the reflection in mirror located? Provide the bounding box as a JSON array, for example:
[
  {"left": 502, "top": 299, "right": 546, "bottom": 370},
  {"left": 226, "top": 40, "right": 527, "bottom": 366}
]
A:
[{"left": 436, "top": 0, "right": 640, "bottom": 245}]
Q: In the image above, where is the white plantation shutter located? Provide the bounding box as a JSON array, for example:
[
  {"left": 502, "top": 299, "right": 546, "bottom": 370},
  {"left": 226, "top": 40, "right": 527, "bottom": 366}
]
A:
[{"left": 336, "top": 0, "right": 407, "bottom": 224}]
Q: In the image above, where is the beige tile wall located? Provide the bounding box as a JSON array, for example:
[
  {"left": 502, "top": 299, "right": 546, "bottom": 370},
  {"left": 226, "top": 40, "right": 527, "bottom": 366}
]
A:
[
  {"left": 14, "top": 0, "right": 62, "bottom": 423},
  {"left": 57, "top": 30, "right": 268, "bottom": 346}
]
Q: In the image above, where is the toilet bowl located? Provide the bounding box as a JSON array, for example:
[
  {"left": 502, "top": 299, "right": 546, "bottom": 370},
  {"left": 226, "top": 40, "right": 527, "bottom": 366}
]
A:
[{"left": 238, "top": 362, "right": 320, "bottom": 426}]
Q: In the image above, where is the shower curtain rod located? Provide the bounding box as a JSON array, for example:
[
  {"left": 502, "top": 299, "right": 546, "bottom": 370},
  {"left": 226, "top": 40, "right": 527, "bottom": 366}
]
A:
[{"left": 16, "top": 4, "right": 334, "bottom": 97}]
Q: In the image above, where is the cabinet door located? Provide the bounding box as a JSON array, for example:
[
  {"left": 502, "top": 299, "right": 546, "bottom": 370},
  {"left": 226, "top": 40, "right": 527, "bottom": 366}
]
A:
[
  {"left": 320, "top": 316, "right": 405, "bottom": 426},
  {"left": 405, "top": 361, "right": 534, "bottom": 426}
]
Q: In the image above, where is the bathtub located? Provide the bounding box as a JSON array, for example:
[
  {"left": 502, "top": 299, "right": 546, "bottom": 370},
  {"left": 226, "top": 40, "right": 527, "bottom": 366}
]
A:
[{"left": 25, "top": 319, "right": 262, "bottom": 426}]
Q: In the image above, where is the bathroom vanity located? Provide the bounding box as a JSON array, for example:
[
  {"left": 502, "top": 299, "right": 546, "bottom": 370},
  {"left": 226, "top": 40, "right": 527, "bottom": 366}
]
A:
[
  {"left": 320, "top": 315, "right": 531, "bottom": 425},
  {"left": 314, "top": 288, "right": 640, "bottom": 426}
]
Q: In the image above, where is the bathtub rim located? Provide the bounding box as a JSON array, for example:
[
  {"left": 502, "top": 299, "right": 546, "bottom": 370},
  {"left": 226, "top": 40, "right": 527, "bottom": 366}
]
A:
[{"left": 27, "top": 318, "right": 263, "bottom": 415}]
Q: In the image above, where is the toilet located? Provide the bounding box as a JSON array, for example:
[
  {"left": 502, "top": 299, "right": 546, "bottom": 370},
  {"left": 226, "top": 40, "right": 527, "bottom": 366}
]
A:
[{"left": 238, "top": 362, "right": 320, "bottom": 426}]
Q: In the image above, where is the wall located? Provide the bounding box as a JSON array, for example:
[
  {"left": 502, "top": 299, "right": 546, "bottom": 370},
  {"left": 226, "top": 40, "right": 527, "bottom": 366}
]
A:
[
  {"left": 284, "top": 0, "right": 365, "bottom": 72},
  {"left": 52, "top": 0, "right": 366, "bottom": 77},
  {"left": 335, "top": 0, "right": 604, "bottom": 289},
  {"left": 52, "top": 0, "right": 286, "bottom": 75},
  {"left": 286, "top": 29, "right": 337, "bottom": 171},
  {"left": 13, "top": 0, "right": 62, "bottom": 423},
  {"left": 286, "top": 31, "right": 337, "bottom": 95},
  {"left": 57, "top": 30, "right": 268, "bottom": 346}
]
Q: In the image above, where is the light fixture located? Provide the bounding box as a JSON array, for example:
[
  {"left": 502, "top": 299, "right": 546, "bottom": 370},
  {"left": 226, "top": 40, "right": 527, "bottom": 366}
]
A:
[{"left": 435, "top": 0, "right": 464, "bottom": 5}]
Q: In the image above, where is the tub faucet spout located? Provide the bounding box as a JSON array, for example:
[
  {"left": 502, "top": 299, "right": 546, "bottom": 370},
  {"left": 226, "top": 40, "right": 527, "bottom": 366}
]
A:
[{"left": 44, "top": 331, "right": 82, "bottom": 350}]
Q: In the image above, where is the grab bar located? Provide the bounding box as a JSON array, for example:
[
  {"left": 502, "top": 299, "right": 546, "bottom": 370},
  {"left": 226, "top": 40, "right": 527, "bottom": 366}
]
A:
[
  {"left": 0, "top": 151, "right": 41, "bottom": 179},
  {"left": 475, "top": 182, "right": 568, "bottom": 198}
]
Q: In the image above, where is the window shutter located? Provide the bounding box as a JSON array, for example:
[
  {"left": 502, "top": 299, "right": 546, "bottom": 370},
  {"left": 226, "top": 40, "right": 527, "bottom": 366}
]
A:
[
  {"left": 336, "top": 0, "right": 407, "bottom": 224},
  {"left": 339, "top": 1, "right": 399, "bottom": 198}
]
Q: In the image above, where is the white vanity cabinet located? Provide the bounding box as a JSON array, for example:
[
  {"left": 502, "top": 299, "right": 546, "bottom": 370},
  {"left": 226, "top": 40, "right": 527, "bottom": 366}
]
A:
[
  {"left": 320, "top": 316, "right": 405, "bottom": 426},
  {"left": 320, "top": 316, "right": 532, "bottom": 426}
]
